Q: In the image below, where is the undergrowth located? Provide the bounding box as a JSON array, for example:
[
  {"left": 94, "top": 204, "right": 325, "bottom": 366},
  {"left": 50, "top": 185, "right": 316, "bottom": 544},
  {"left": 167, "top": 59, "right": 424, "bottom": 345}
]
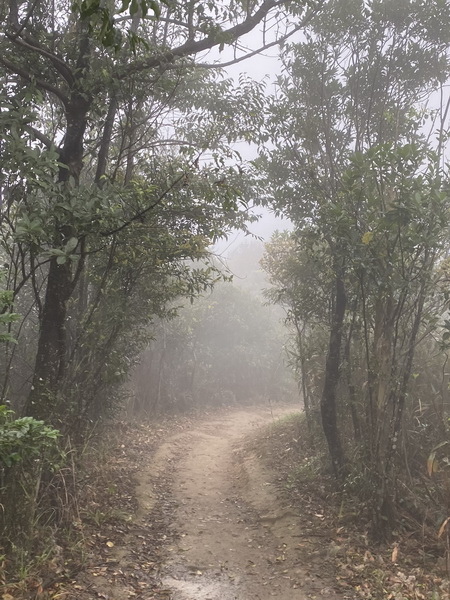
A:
[
  {"left": 250, "top": 411, "right": 450, "bottom": 600},
  {"left": 0, "top": 419, "right": 150, "bottom": 598}
]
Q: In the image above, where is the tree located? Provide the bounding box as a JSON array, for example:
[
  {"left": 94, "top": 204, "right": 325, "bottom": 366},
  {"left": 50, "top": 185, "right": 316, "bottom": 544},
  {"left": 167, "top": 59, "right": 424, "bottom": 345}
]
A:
[
  {"left": 341, "top": 144, "right": 449, "bottom": 528},
  {"left": 261, "top": 231, "right": 331, "bottom": 431},
  {"left": 0, "top": 0, "right": 318, "bottom": 426},
  {"left": 259, "top": 0, "right": 450, "bottom": 531}
]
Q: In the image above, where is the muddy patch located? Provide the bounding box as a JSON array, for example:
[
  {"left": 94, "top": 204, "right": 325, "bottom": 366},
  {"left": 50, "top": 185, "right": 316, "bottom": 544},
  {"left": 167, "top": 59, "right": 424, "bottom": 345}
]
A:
[{"left": 163, "top": 566, "right": 240, "bottom": 600}]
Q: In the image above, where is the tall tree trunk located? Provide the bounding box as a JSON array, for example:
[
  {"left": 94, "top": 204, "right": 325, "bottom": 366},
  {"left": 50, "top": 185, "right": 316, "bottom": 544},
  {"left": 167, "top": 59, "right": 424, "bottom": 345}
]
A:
[
  {"left": 95, "top": 93, "right": 117, "bottom": 184},
  {"left": 369, "top": 293, "right": 396, "bottom": 535},
  {"left": 26, "top": 259, "right": 72, "bottom": 419},
  {"left": 295, "top": 318, "right": 314, "bottom": 435},
  {"left": 321, "top": 260, "right": 347, "bottom": 477},
  {"left": 374, "top": 277, "right": 430, "bottom": 537},
  {"left": 26, "top": 93, "right": 90, "bottom": 421},
  {"left": 343, "top": 301, "right": 361, "bottom": 443}
]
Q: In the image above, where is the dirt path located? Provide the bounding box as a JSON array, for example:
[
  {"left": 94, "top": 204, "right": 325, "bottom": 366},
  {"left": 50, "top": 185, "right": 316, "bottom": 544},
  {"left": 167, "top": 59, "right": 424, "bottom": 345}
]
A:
[
  {"left": 69, "top": 404, "right": 342, "bottom": 600},
  {"left": 150, "top": 405, "right": 340, "bottom": 600}
]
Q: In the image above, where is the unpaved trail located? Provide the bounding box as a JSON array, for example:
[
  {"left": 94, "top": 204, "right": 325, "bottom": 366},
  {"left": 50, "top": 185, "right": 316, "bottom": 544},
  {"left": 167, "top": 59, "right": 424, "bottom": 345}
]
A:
[
  {"left": 68, "top": 405, "right": 342, "bottom": 600},
  {"left": 149, "top": 405, "right": 340, "bottom": 600}
]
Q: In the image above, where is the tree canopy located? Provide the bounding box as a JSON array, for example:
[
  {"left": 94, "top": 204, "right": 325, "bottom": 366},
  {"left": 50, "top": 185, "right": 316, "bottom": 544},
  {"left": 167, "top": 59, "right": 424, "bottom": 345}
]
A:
[{"left": 0, "top": 0, "right": 318, "bottom": 428}]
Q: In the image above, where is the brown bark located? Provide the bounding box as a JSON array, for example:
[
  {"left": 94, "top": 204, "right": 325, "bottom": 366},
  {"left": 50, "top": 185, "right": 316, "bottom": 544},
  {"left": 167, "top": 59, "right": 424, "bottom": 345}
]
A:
[
  {"left": 321, "top": 261, "right": 347, "bottom": 477},
  {"left": 95, "top": 94, "right": 118, "bottom": 184},
  {"left": 343, "top": 302, "right": 361, "bottom": 443},
  {"left": 26, "top": 92, "right": 91, "bottom": 420},
  {"left": 26, "top": 259, "right": 71, "bottom": 419}
]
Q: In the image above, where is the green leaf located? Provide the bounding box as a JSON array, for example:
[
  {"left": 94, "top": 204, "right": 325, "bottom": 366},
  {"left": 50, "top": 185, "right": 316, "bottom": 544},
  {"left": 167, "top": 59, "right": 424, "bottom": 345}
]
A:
[
  {"left": 65, "top": 237, "right": 78, "bottom": 253},
  {"left": 148, "top": 0, "right": 160, "bottom": 18},
  {"left": 361, "top": 231, "right": 374, "bottom": 244},
  {"left": 0, "top": 333, "right": 18, "bottom": 344}
]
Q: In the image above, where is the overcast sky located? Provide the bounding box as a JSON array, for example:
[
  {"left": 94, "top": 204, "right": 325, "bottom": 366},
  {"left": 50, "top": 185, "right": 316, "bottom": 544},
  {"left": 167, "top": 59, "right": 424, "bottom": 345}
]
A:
[{"left": 205, "top": 30, "right": 294, "bottom": 257}]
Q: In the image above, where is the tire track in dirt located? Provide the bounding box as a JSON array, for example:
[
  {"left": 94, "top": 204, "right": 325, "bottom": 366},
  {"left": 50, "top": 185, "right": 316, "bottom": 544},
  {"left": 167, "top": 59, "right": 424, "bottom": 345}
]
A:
[
  {"left": 156, "top": 405, "right": 342, "bottom": 600},
  {"left": 66, "top": 405, "right": 343, "bottom": 600}
]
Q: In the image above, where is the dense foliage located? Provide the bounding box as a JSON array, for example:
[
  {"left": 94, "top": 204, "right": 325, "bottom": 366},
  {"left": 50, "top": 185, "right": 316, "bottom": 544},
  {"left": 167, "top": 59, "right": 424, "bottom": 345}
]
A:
[
  {"left": 0, "top": 0, "right": 311, "bottom": 572},
  {"left": 260, "top": 0, "right": 450, "bottom": 538},
  {"left": 4, "top": 0, "right": 450, "bottom": 588},
  {"left": 0, "top": 0, "right": 306, "bottom": 426}
]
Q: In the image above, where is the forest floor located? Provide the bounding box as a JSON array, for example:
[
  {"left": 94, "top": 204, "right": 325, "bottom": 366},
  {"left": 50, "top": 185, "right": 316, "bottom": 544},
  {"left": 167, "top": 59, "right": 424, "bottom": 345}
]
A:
[
  {"left": 8, "top": 403, "right": 450, "bottom": 599},
  {"left": 63, "top": 403, "right": 343, "bottom": 600}
]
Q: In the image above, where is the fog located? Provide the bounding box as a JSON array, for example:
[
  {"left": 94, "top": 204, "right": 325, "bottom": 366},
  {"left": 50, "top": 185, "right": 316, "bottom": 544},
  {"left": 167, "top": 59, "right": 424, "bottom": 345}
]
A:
[{"left": 128, "top": 235, "right": 298, "bottom": 415}]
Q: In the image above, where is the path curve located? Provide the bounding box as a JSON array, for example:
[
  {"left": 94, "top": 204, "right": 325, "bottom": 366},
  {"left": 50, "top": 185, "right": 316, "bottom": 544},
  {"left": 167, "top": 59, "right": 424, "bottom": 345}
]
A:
[{"left": 144, "top": 404, "right": 339, "bottom": 600}]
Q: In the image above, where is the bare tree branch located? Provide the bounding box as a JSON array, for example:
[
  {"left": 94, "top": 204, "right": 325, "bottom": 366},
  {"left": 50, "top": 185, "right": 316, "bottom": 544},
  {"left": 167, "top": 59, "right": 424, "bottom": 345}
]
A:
[
  {"left": 117, "top": 0, "right": 308, "bottom": 79},
  {"left": 7, "top": 32, "right": 75, "bottom": 86},
  {"left": 8, "top": 0, "right": 40, "bottom": 38},
  {"left": 100, "top": 171, "right": 187, "bottom": 236},
  {"left": 0, "top": 56, "right": 69, "bottom": 107},
  {"left": 24, "top": 124, "right": 59, "bottom": 151},
  {"left": 195, "top": 14, "right": 316, "bottom": 69},
  {"left": 115, "top": 15, "right": 191, "bottom": 29}
]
